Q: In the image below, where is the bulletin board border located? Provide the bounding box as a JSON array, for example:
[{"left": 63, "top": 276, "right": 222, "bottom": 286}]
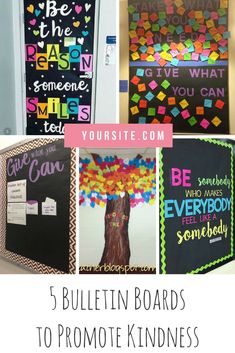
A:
[
  {"left": 159, "top": 138, "right": 234, "bottom": 274},
  {"left": 0, "top": 138, "right": 76, "bottom": 274}
]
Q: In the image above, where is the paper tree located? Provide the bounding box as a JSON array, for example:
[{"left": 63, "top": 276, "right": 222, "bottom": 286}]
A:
[{"left": 79, "top": 153, "right": 156, "bottom": 266}]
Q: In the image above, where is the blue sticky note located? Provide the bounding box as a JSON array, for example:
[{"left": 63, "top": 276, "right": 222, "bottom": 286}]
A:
[
  {"left": 136, "top": 68, "right": 144, "bottom": 77},
  {"left": 200, "top": 55, "right": 208, "bottom": 62},
  {"left": 219, "top": 17, "right": 227, "bottom": 25},
  {"left": 219, "top": 46, "right": 227, "bottom": 54},
  {"left": 176, "top": 25, "right": 184, "bottom": 34},
  {"left": 204, "top": 99, "right": 212, "bottom": 108},
  {"left": 145, "top": 92, "right": 155, "bottom": 101},
  {"left": 133, "top": 13, "right": 140, "bottom": 21},
  {"left": 171, "top": 58, "right": 179, "bottom": 66},
  {"left": 138, "top": 117, "right": 147, "bottom": 124},
  {"left": 139, "top": 45, "right": 148, "bottom": 53},
  {"left": 206, "top": 33, "right": 213, "bottom": 40},
  {"left": 188, "top": 19, "right": 195, "bottom": 26},
  {"left": 158, "top": 19, "right": 166, "bottom": 26},
  {"left": 223, "top": 32, "right": 231, "bottom": 39},
  {"left": 171, "top": 107, "right": 180, "bottom": 117},
  {"left": 154, "top": 43, "right": 162, "bottom": 52},
  {"left": 188, "top": 45, "right": 195, "bottom": 53},
  {"left": 204, "top": 10, "right": 211, "bottom": 20}
]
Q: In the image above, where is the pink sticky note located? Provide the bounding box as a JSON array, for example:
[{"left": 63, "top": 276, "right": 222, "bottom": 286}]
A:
[
  {"left": 181, "top": 109, "right": 190, "bottom": 119},
  {"left": 198, "top": 34, "right": 206, "bottom": 43},
  {"left": 166, "top": 6, "right": 174, "bottom": 14},
  {"left": 192, "top": 53, "right": 199, "bottom": 60},
  {"left": 78, "top": 105, "right": 91, "bottom": 122},
  {"left": 138, "top": 19, "right": 144, "bottom": 27},
  {"left": 211, "top": 12, "right": 219, "bottom": 20},
  {"left": 202, "top": 49, "right": 211, "bottom": 56},
  {"left": 147, "top": 38, "right": 154, "bottom": 45},
  {"left": 200, "top": 119, "right": 210, "bottom": 129},
  {"left": 26, "top": 97, "right": 38, "bottom": 113},
  {"left": 80, "top": 54, "right": 93, "bottom": 72},
  {"left": 131, "top": 37, "right": 139, "bottom": 44},
  {"left": 149, "top": 80, "right": 158, "bottom": 90},
  {"left": 199, "top": 25, "right": 207, "bottom": 33},
  {"left": 170, "top": 50, "right": 179, "bottom": 57},
  {"left": 219, "top": 39, "right": 228, "bottom": 47},
  {"left": 25, "top": 44, "right": 37, "bottom": 61},
  {"left": 158, "top": 106, "right": 166, "bottom": 115},
  {"left": 154, "top": 52, "right": 161, "bottom": 60}
]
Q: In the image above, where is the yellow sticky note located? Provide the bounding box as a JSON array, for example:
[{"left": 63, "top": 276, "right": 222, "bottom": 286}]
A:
[
  {"left": 146, "top": 55, "right": 155, "bottom": 62},
  {"left": 220, "top": 0, "right": 228, "bottom": 8},
  {"left": 131, "top": 52, "right": 140, "bottom": 61},
  {"left": 174, "top": 0, "right": 183, "bottom": 7},
  {"left": 209, "top": 51, "right": 219, "bottom": 61},
  {"left": 214, "top": 33, "right": 222, "bottom": 42},
  {"left": 143, "top": 21, "right": 151, "bottom": 31},
  {"left": 129, "top": 30, "right": 137, "bottom": 39},
  {"left": 139, "top": 37, "right": 147, "bottom": 46},
  {"left": 179, "top": 99, "right": 189, "bottom": 109},
  {"left": 157, "top": 91, "right": 166, "bottom": 101},
  {"left": 177, "top": 43, "right": 185, "bottom": 51},
  {"left": 206, "top": 20, "right": 215, "bottom": 29},
  {"left": 195, "top": 11, "right": 203, "bottom": 19},
  {"left": 212, "top": 116, "right": 222, "bottom": 127}
]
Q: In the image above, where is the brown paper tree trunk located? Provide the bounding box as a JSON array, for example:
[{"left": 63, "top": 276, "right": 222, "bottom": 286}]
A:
[{"left": 99, "top": 192, "right": 131, "bottom": 265}]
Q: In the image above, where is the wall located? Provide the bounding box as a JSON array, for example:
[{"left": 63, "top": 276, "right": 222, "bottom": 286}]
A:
[
  {"left": 120, "top": 0, "right": 235, "bottom": 132},
  {"left": 94, "top": 0, "right": 117, "bottom": 123},
  {"left": 0, "top": 0, "right": 17, "bottom": 135}
]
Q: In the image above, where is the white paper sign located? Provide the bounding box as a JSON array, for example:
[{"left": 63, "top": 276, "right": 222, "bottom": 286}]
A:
[
  {"left": 42, "top": 198, "right": 57, "bottom": 216},
  {"left": 7, "top": 203, "right": 26, "bottom": 226},
  {"left": 7, "top": 180, "right": 27, "bottom": 203},
  {"left": 26, "top": 201, "right": 38, "bottom": 215}
]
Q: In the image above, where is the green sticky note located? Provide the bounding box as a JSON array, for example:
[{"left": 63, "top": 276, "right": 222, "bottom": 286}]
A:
[
  {"left": 188, "top": 116, "right": 197, "bottom": 126},
  {"left": 57, "top": 103, "right": 69, "bottom": 119},
  {"left": 131, "top": 93, "right": 141, "bottom": 103},
  {"left": 185, "top": 39, "right": 193, "bottom": 48},
  {"left": 152, "top": 24, "right": 160, "bottom": 32},
  {"left": 168, "top": 25, "right": 176, "bottom": 33},
  {"left": 184, "top": 53, "right": 191, "bottom": 61},
  {"left": 193, "top": 23, "right": 200, "bottom": 31},
  {"left": 218, "top": 8, "right": 226, "bottom": 16},
  {"left": 208, "top": 58, "right": 216, "bottom": 64},
  {"left": 162, "top": 43, "right": 170, "bottom": 52},
  {"left": 130, "top": 22, "right": 137, "bottom": 30},
  {"left": 148, "top": 108, "right": 156, "bottom": 116},
  {"left": 159, "top": 11, "right": 166, "bottom": 19},
  {"left": 128, "top": 5, "right": 136, "bottom": 14},
  {"left": 161, "top": 79, "right": 170, "bottom": 89}
]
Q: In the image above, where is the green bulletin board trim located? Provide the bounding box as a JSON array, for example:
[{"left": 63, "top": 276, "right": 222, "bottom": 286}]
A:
[{"left": 160, "top": 138, "right": 234, "bottom": 274}]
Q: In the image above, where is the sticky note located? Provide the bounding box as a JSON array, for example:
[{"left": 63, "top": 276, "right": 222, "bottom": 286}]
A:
[
  {"left": 204, "top": 99, "right": 212, "bottom": 108},
  {"left": 181, "top": 110, "right": 190, "bottom": 119},
  {"left": 148, "top": 80, "right": 158, "bottom": 90},
  {"left": 215, "top": 100, "right": 225, "bottom": 109},
  {"left": 37, "top": 103, "right": 48, "bottom": 119},
  {"left": 179, "top": 99, "right": 189, "bottom": 109},
  {"left": 168, "top": 97, "right": 176, "bottom": 105},
  {"left": 157, "top": 91, "right": 166, "bottom": 101},
  {"left": 136, "top": 68, "right": 145, "bottom": 77},
  {"left": 131, "top": 94, "right": 141, "bottom": 103},
  {"left": 148, "top": 108, "right": 156, "bottom": 116},
  {"left": 196, "top": 107, "right": 204, "bottom": 115},
  {"left": 145, "top": 92, "right": 155, "bottom": 101},
  {"left": 161, "top": 80, "right": 171, "bottom": 89},
  {"left": 171, "top": 107, "right": 180, "bottom": 117},
  {"left": 131, "top": 52, "right": 140, "bottom": 61},
  {"left": 188, "top": 116, "right": 197, "bottom": 126},
  {"left": 138, "top": 117, "right": 147, "bottom": 124},
  {"left": 163, "top": 116, "right": 172, "bottom": 123},
  {"left": 139, "top": 100, "right": 148, "bottom": 108},
  {"left": 138, "top": 83, "right": 146, "bottom": 92},
  {"left": 211, "top": 116, "right": 222, "bottom": 127},
  {"left": 130, "top": 106, "right": 139, "bottom": 115},
  {"left": 158, "top": 106, "right": 166, "bottom": 115},
  {"left": 200, "top": 119, "right": 210, "bottom": 129},
  {"left": 131, "top": 76, "right": 140, "bottom": 85}
]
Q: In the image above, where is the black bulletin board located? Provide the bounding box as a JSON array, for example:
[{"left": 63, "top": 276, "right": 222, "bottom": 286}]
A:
[
  {"left": 5, "top": 140, "right": 73, "bottom": 273},
  {"left": 160, "top": 139, "right": 234, "bottom": 274},
  {"left": 24, "top": 0, "right": 96, "bottom": 135}
]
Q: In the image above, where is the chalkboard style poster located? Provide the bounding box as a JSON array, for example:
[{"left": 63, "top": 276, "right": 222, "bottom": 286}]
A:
[
  {"left": 24, "top": 0, "right": 96, "bottom": 135},
  {"left": 128, "top": 0, "right": 229, "bottom": 133},
  {"left": 0, "top": 139, "right": 76, "bottom": 274},
  {"left": 160, "top": 139, "right": 234, "bottom": 274}
]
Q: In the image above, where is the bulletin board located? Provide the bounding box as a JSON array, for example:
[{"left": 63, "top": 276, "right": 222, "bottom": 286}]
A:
[
  {"left": 160, "top": 139, "right": 234, "bottom": 274},
  {"left": 24, "top": 0, "right": 96, "bottom": 135},
  {"left": 128, "top": 0, "right": 229, "bottom": 133},
  {"left": 0, "top": 139, "right": 76, "bottom": 274}
]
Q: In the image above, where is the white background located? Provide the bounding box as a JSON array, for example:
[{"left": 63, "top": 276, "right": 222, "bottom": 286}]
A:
[{"left": 0, "top": 275, "right": 234, "bottom": 352}]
